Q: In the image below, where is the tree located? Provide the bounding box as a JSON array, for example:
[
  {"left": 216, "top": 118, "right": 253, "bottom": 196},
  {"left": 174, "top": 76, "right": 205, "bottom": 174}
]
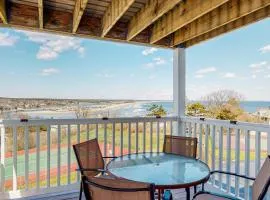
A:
[
  {"left": 147, "top": 104, "right": 167, "bottom": 117},
  {"left": 187, "top": 102, "right": 206, "bottom": 116},
  {"left": 203, "top": 90, "right": 243, "bottom": 110},
  {"left": 203, "top": 90, "right": 244, "bottom": 119},
  {"left": 216, "top": 107, "right": 238, "bottom": 120}
]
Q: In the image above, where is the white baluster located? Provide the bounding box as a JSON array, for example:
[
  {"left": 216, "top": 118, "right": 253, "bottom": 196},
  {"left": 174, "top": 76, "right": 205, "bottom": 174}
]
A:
[
  {"left": 226, "top": 128, "right": 232, "bottom": 193},
  {"left": 157, "top": 121, "right": 160, "bottom": 153},
  {"left": 57, "top": 125, "right": 61, "bottom": 186},
  {"left": 219, "top": 126, "right": 223, "bottom": 189},
  {"left": 25, "top": 126, "right": 29, "bottom": 190},
  {"left": 36, "top": 126, "right": 40, "bottom": 189},
  {"left": 211, "top": 125, "right": 216, "bottom": 185},
  {"left": 205, "top": 124, "right": 209, "bottom": 164},
  {"left": 112, "top": 123, "right": 115, "bottom": 156},
  {"left": 235, "top": 129, "right": 240, "bottom": 197},
  {"left": 150, "top": 122, "right": 153, "bottom": 152},
  {"left": 128, "top": 122, "right": 131, "bottom": 154},
  {"left": 255, "top": 131, "right": 261, "bottom": 175},
  {"left": 143, "top": 122, "right": 146, "bottom": 153},
  {"left": 67, "top": 124, "right": 71, "bottom": 184},
  {"left": 120, "top": 123, "right": 123, "bottom": 156},
  {"left": 244, "top": 130, "right": 250, "bottom": 199},
  {"left": 0, "top": 125, "right": 5, "bottom": 192},
  {"left": 13, "top": 126, "right": 17, "bottom": 191},
  {"left": 47, "top": 126, "right": 51, "bottom": 188},
  {"left": 136, "top": 122, "right": 139, "bottom": 153},
  {"left": 199, "top": 124, "right": 203, "bottom": 159}
]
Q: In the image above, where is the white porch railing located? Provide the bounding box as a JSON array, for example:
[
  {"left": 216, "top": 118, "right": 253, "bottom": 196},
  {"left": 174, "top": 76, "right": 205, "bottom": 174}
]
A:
[
  {"left": 182, "top": 117, "right": 270, "bottom": 199},
  {"left": 0, "top": 116, "right": 269, "bottom": 199},
  {"left": 0, "top": 116, "right": 177, "bottom": 198}
]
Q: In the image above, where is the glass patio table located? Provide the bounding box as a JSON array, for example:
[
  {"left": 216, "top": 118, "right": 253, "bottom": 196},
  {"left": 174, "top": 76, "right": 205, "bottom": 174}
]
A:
[{"left": 107, "top": 152, "right": 210, "bottom": 200}]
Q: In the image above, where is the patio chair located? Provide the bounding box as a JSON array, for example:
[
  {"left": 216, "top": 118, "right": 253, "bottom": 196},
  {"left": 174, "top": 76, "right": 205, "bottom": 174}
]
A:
[
  {"left": 73, "top": 138, "right": 116, "bottom": 200},
  {"left": 82, "top": 175, "right": 155, "bottom": 200},
  {"left": 163, "top": 135, "right": 198, "bottom": 198},
  {"left": 193, "top": 155, "right": 270, "bottom": 200},
  {"left": 163, "top": 135, "right": 197, "bottom": 158}
]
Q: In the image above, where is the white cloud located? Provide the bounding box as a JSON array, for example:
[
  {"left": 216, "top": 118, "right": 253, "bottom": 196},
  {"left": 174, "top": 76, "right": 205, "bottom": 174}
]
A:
[
  {"left": 142, "top": 47, "right": 157, "bottom": 56},
  {"left": 40, "top": 68, "right": 60, "bottom": 76},
  {"left": 144, "top": 57, "right": 166, "bottom": 69},
  {"left": 250, "top": 61, "right": 267, "bottom": 69},
  {"left": 251, "top": 74, "right": 257, "bottom": 79},
  {"left": 144, "top": 63, "right": 155, "bottom": 69},
  {"left": 265, "top": 74, "right": 270, "bottom": 78},
  {"left": 195, "top": 67, "right": 217, "bottom": 74},
  {"left": 148, "top": 75, "right": 156, "bottom": 80},
  {"left": 0, "top": 32, "right": 19, "bottom": 46},
  {"left": 223, "top": 73, "right": 236, "bottom": 78},
  {"left": 95, "top": 72, "right": 114, "bottom": 78},
  {"left": 259, "top": 44, "right": 270, "bottom": 53},
  {"left": 37, "top": 47, "right": 58, "bottom": 60},
  {"left": 18, "top": 30, "right": 85, "bottom": 60},
  {"left": 195, "top": 74, "right": 204, "bottom": 79},
  {"left": 153, "top": 57, "right": 166, "bottom": 65},
  {"left": 253, "top": 69, "right": 265, "bottom": 73}
]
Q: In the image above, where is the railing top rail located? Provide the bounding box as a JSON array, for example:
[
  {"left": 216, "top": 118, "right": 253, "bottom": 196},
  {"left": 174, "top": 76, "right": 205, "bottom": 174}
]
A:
[
  {"left": 0, "top": 116, "right": 178, "bottom": 126},
  {"left": 181, "top": 116, "right": 270, "bottom": 132}
]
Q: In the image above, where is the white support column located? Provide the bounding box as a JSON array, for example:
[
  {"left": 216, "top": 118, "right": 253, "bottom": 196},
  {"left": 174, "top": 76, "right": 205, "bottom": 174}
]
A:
[{"left": 173, "top": 46, "right": 186, "bottom": 136}]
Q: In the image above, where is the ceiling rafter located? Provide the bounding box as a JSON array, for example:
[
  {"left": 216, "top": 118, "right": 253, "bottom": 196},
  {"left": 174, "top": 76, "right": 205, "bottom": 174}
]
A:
[
  {"left": 185, "top": 6, "right": 270, "bottom": 47},
  {"left": 127, "top": 0, "right": 181, "bottom": 41},
  {"left": 73, "top": 0, "right": 89, "bottom": 33},
  {"left": 173, "top": 0, "right": 270, "bottom": 47},
  {"left": 38, "top": 0, "right": 43, "bottom": 29},
  {"left": 102, "top": 0, "right": 135, "bottom": 37},
  {"left": 150, "top": 0, "right": 230, "bottom": 44},
  {"left": 0, "top": 0, "right": 7, "bottom": 24}
]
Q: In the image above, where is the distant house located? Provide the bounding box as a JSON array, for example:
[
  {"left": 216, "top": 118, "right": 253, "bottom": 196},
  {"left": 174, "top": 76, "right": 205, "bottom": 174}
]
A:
[{"left": 255, "top": 107, "right": 270, "bottom": 123}]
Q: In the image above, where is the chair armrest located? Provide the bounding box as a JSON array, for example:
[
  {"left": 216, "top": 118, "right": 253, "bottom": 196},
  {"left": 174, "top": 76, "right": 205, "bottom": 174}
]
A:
[
  {"left": 210, "top": 170, "right": 255, "bottom": 181},
  {"left": 193, "top": 191, "right": 240, "bottom": 200},
  {"left": 76, "top": 168, "right": 106, "bottom": 173}
]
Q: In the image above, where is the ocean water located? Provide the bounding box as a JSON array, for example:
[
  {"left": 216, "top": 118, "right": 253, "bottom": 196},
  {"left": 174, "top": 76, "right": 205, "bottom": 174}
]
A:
[{"left": 116, "top": 101, "right": 270, "bottom": 117}]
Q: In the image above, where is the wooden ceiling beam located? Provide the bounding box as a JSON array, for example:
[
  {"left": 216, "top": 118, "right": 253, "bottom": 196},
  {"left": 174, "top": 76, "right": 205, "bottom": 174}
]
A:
[
  {"left": 73, "top": 0, "right": 89, "bottom": 33},
  {"left": 173, "top": 0, "right": 270, "bottom": 47},
  {"left": 127, "top": 0, "right": 181, "bottom": 41},
  {"left": 150, "top": 0, "right": 230, "bottom": 44},
  {"left": 101, "top": 0, "right": 135, "bottom": 37},
  {"left": 0, "top": 0, "right": 7, "bottom": 24},
  {"left": 185, "top": 6, "right": 270, "bottom": 47},
  {"left": 38, "top": 0, "right": 43, "bottom": 28}
]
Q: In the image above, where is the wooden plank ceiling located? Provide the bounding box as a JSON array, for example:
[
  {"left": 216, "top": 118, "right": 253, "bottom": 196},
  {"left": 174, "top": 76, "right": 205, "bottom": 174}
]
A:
[{"left": 0, "top": 0, "right": 269, "bottom": 48}]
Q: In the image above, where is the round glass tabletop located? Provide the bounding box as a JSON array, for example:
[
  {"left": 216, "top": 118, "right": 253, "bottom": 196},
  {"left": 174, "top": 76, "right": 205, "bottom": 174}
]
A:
[{"left": 107, "top": 153, "right": 210, "bottom": 189}]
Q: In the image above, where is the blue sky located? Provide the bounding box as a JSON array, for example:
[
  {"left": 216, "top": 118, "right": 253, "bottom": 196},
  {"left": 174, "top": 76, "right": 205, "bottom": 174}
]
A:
[{"left": 0, "top": 19, "right": 269, "bottom": 101}]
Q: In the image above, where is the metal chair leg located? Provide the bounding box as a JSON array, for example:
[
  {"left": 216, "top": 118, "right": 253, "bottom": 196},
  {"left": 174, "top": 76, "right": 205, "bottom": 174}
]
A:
[
  {"left": 185, "top": 188, "right": 190, "bottom": 200},
  {"left": 194, "top": 185, "right": 197, "bottom": 194},
  {"left": 79, "top": 181, "right": 83, "bottom": 200}
]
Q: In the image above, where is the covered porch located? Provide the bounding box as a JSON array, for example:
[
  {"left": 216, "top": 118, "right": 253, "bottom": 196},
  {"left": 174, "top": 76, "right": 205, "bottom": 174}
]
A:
[{"left": 0, "top": 0, "right": 270, "bottom": 199}]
